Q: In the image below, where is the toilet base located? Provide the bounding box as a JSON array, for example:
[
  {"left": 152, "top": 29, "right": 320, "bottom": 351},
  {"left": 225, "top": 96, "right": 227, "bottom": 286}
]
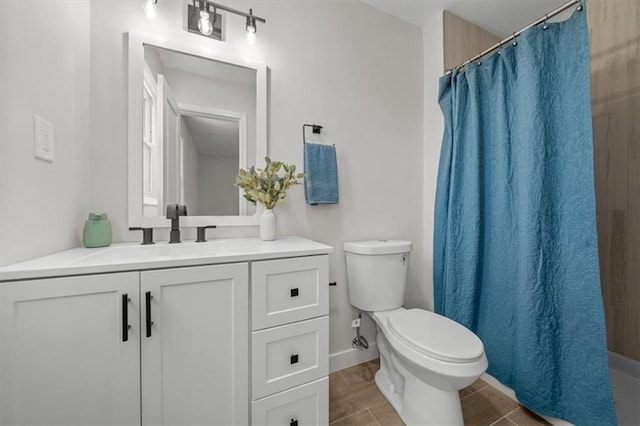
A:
[
  {"left": 375, "top": 327, "right": 465, "bottom": 426},
  {"left": 375, "top": 362, "right": 464, "bottom": 426}
]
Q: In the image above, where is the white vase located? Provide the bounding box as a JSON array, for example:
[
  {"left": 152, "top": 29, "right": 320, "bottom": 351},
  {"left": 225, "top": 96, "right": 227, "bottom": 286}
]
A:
[{"left": 260, "top": 208, "right": 277, "bottom": 241}]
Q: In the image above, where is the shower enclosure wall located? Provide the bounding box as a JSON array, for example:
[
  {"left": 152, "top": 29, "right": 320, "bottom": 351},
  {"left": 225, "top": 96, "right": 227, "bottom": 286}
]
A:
[{"left": 589, "top": 0, "right": 639, "bottom": 363}]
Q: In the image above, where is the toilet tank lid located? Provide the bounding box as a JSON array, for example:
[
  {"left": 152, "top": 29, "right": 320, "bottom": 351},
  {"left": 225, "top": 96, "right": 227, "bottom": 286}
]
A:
[{"left": 343, "top": 240, "right": 412, "bottom": 255}]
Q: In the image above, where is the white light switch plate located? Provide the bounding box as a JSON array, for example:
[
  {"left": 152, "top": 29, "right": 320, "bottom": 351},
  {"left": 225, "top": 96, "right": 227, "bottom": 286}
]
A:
[{"left": 34, "top": 115, "right": 54, "bottom": 162}]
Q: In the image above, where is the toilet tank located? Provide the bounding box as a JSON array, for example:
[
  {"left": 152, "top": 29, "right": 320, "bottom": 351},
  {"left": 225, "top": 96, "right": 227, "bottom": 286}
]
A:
[{"left": 344, "top": 240, "right": 412, "bottom": 311}]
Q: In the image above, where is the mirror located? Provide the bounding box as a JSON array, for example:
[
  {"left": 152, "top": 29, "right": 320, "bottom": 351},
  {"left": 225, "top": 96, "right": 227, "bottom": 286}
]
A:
[{"left": 128, "top": 31, "right": 267, "bottom": 228}]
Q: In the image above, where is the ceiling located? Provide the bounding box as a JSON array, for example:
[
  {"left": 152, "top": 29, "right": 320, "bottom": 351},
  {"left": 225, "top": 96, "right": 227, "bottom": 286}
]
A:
[{"left": 362, "top": 0, "right": 570, "bottom": 37}]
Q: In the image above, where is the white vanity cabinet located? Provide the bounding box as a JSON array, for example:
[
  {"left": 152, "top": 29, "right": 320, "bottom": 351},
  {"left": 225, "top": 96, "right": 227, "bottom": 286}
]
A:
[
  {"left": 251, "top": 255, "right": 330, "bottom": 426},
  {"left": 0, "top": 272, "right": 141, "bottom": 426},
  {"left": 0, "top": 264, "right": 249, "bottom": 426},
  {"left": 0, "top": 237, "right": 333, "bottom": 426}
]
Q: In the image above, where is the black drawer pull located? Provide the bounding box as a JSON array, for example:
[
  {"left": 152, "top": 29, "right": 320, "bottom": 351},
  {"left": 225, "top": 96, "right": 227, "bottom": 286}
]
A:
[
  {"left": 290, "top": 419, "right": 298, "bottom": 426},
  {"left": 290, "top": 354, "right": 299, "bottom": 364},
  {"left": 145, "top": 291, "right": 153, "bottom": 338},
  {"left": 122, "top": 294, "right": 130, "bottom": 342},
  {"left": 290, "top": 288, "right": 299, "bottom": 297}
]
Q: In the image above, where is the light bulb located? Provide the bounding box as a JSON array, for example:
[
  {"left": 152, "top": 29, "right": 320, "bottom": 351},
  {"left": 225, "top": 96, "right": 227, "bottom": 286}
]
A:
[
  {"left": 141, "top": 0, "right": 157, "bottom": 20},
  {"left": 245, "top": 14, "right": 256, "bottom": 34},
  {"left": 198, "top": 11, "right": 213, "bottom": 36},
  {"left": 246, "top": 31, "right": 257, "bottom": 46}
]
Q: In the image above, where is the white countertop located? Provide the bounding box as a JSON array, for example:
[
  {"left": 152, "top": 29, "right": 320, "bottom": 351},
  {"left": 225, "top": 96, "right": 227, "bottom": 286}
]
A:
[{"left": 0, "top": 236, "right": 333, "bottom": 282}]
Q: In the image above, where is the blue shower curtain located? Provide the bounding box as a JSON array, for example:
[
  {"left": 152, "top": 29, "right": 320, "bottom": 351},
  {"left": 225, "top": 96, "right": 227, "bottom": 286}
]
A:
[{"left": 434, "top": 4, "right": 616, "bottom": 426}]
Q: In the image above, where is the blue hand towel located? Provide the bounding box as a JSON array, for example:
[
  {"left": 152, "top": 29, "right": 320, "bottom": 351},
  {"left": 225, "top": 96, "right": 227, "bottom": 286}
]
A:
[{"left": 304, "top": 142, "right": 339, "bottom": 205}]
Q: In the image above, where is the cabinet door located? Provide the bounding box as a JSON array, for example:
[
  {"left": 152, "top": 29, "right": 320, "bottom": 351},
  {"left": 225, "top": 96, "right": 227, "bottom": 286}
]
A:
[
  {"left": 0, "top": 272, "right": 140, "bottom": 426},
  {"left": 141, "top": 263, "right": 249, "bottom": 426}
]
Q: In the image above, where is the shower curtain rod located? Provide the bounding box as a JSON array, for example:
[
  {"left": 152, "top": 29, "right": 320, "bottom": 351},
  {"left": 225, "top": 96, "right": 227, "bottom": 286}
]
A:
[{"left": 444, "top": 0, "right": 582, "bottom": 75}]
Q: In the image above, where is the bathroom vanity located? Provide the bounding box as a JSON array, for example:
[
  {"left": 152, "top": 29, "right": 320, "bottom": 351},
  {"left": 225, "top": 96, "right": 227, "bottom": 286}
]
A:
[{"left": 0, "top": 236, "right": 332, "bottom": 426}]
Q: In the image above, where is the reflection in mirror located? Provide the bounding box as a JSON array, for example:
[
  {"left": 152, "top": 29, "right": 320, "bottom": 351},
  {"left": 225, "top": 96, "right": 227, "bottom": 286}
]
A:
[
  {"left": 181, "top": 115, "right": 240, "bottom": 215},
  {"left": 142, "top": 45, "right": 257, "bottom": 218}
]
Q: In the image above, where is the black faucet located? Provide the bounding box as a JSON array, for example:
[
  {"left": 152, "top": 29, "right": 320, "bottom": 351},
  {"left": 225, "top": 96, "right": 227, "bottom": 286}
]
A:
[{"left": 166, "top": 204, "right": 187, "bottom": 243}]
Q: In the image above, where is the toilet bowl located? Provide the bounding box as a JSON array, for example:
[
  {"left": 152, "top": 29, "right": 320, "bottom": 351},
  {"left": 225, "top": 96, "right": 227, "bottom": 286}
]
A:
[
  {"left": 371, "top": 308, "right": 487, "bottom": 425},
  {"left": 344, "top": 240, "right": 487, "bottom": 425}
]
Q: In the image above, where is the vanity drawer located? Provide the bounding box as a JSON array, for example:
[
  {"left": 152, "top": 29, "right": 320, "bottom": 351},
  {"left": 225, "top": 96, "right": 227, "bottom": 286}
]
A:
[
  {"left": 252, "top": 316, "right": 328, "bottom": 399},
  {"left": 252, "top": 255, "right": 328, "bottom": 331},
  {"left": 251, "top": 377, "right": 328, "bottom": 426}
]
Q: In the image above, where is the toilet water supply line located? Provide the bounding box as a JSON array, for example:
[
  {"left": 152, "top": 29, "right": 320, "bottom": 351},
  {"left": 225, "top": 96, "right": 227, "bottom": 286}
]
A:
[{"left": 352, "top": 312, "right": 369, "bottom": 350}]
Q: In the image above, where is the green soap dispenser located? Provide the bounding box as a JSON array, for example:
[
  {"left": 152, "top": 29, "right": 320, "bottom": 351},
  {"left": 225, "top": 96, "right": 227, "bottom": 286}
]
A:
[{"left": 83, "top": 212, "right": 112, "bottom": 248}]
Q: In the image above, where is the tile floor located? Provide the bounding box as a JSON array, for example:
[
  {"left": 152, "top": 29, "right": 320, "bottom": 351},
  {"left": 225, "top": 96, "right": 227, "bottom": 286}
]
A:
[{"left": 329, "top": 359, "right": 550, "bottom": 426}]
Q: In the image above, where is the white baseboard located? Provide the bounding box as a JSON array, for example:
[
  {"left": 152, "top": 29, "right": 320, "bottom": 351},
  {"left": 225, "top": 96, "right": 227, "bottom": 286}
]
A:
[
  {"left": 481, "top": 373, "right": 574, "bottom": 426},
  {"left": 480, "top": 373, "right": 516, "bottom": 399},
  {"left": 329, "top": 343, "right": 379, "bottom": 373},
  {"left": 609, "top": 351, "right": 640, "bottom": 378}
]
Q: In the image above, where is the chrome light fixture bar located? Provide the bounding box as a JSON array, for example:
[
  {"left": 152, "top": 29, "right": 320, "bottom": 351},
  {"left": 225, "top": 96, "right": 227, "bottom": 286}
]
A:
[{"left": 187, "top": 0, "right": 265, "bottom": 44}]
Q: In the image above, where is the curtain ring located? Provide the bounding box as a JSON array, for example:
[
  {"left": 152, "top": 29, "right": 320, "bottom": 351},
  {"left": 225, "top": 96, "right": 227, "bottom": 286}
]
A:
[
  {"left": 542, "top": 14, "right": 549, "bottom": 30},
  {"left": 577, "top": 0, "right": 584, "bottom": 11},
  {"left": 512, "top": 33, "right": 517, "bottom": 46},
  {"left": 497, "top": 39, "right": 503, "bottom": 55}
]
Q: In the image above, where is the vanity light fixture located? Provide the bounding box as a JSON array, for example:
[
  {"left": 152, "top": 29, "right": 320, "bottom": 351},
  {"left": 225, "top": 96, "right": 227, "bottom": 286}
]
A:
[
  {"left": 246, "top": 9, "right": 257, "bottom": 46},
  {"left": 187, "top": 0, "right": 265, "bottom": 45},
  {"left": 141, "top": 0, "right": 158, "bottom": 20}
]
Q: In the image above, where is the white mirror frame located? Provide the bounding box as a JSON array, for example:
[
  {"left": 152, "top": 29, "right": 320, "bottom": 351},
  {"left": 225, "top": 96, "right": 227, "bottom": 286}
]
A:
[{"left": 127, "top": 30, "right": 267, "bottom": 228}]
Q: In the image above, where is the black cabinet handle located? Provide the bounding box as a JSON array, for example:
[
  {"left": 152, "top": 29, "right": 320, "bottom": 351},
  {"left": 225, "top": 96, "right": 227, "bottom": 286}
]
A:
[
  {"left": 122, "top": 294, "right": 129, "bottom": 342},
  {"left": 290, "top": 354, "right": 299, "bottom": 364},
  {"left": 290, "top": 288, "right": 299, "bottom": 297},
  {"left": 290, "top": 419, "right": 298, "bottom": 426},
  {"left": 145, "top": 291, "right": 153, "bottom": 338}
]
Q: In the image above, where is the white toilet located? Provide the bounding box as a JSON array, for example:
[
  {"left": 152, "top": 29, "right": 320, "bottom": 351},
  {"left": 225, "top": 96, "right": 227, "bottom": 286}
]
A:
[{"left": 344, "top": 240, "right": 488, "bottom": 426}]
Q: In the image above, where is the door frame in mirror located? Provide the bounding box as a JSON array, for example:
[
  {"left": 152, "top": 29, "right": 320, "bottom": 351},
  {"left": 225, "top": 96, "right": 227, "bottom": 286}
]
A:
[
  {"left": 127, "top": 30, "right": 266, "bottom": 228},
  {"left": 177, "top": 103, "right": 249, "bottom": 216}
]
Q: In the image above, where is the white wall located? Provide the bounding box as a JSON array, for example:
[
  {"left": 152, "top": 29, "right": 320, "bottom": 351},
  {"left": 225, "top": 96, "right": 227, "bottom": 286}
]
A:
[
  {"left": 87, "top": 0, "right": 425, "bottom": 361},
  {"left": 264, "top": 2, "right": 427, "bottom": 364},
  {"left": 422, "top": 11, "right": 446, "bottom": 311},
  {"left": 0, "top": 1, "right": 90, "bottom": 266}
]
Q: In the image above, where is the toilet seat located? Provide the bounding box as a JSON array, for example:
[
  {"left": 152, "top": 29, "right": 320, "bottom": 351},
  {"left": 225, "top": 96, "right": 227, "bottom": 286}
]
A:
[{"left": 386, "top": 309, "right": 484, "bottom": 363}]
